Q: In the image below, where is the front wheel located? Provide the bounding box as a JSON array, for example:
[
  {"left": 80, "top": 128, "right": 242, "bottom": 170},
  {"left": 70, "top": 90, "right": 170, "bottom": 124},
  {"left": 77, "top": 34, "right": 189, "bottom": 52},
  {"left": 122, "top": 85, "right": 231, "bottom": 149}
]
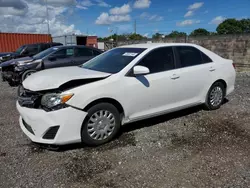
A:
[
  {"left": 204, "top": 82, "right": 225, "bottom": 110},
  {"left": 81, "top": 103, "right": 121, "bottom": 146},
  {"left": 22, "top": 70, "right": 36, "bottom": 82}
]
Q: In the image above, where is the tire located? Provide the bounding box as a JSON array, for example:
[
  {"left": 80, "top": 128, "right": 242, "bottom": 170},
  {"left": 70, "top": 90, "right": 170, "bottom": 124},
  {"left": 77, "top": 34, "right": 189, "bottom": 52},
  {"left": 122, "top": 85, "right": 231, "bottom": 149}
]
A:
[
  {"left": 22, "top": 70, "right": 36, "bottom": 82},
  {"left": 204, "top": 82, "right": 225, "bottom": 110},
  {"left": 81, "top": 103, "right": 121, "bottom": 146}
]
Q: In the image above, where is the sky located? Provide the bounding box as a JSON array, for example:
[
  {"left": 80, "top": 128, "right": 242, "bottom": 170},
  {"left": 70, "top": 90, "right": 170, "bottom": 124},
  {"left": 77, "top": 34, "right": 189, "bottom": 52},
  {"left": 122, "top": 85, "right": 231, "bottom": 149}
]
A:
[{"left": 0, "top": 0, "right": 250, "bottom": 37}]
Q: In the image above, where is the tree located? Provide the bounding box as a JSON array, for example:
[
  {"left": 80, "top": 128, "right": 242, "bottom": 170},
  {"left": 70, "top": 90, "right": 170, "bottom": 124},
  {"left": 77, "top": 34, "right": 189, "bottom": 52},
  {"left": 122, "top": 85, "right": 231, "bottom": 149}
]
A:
[
  {"left": 240, "top": 19, "right": 250, "bottom": 33},
  {"left": 152, "top": 32, "right": 163, "bottom": 39},
  {"left": 216, "top": 19, "right": 243, "bottom": 34},
  {"left": 210, "top": 32, "right": 217, "bottom": 36},
  {"left": 168, "top": 31, "right": 187, "bottom": 37},
  {"left": 190, "top": 28, "right": 210, "bottom": 36},
  {"left": 129, "top": 33, "right": 145, "bottom": 40}
]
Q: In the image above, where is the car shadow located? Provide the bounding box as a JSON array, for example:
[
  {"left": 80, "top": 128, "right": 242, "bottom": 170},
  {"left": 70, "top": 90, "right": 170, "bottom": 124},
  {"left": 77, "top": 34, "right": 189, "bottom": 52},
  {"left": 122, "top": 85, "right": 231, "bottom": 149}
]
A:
[
  {"left": 32, "top": 99, "right": 229, "bottom": 152},
  {"left": 121, "top": 105, "right": 203, "bottom": 133}
]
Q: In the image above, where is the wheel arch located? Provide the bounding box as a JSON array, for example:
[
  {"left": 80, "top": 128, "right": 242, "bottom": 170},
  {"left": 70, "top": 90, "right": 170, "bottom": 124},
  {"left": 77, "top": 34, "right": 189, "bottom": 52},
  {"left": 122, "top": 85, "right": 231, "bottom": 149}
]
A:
[
  {"left": 213, "top": 79, "right": 227, "bottom": 89},
  {"left": 83, "top": 97, "right": 125, "bottom": 116}
]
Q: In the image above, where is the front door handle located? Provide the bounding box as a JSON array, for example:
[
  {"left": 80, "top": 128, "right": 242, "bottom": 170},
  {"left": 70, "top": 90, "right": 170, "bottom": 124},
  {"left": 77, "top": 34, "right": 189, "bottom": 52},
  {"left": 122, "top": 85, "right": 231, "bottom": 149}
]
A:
[
  {"left": 209, "top": 67, "right": 216, "bottom": 71},
  {"left": 170, "top": 74, "right": 180, "bottom": 80}
]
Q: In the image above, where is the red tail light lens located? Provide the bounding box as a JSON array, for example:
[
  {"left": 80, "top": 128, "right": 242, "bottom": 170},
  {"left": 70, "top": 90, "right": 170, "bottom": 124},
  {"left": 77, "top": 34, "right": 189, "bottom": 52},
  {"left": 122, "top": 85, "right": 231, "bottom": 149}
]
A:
[{"left": 232, "top": 63, "right": 236, "bottom": 69}]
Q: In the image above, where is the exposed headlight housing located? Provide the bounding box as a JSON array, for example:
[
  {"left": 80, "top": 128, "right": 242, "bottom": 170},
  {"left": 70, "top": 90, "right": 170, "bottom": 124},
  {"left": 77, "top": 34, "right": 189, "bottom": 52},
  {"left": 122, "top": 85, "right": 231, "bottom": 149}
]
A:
[
  {"left": 16, "top": 61, "right": 26, "bottom": 66},
  {"left": 17, "top": 59, "right": 41, "bottom": 66},
  {"left": 41, "top": 93, "right": 74, "bottom": 109}
]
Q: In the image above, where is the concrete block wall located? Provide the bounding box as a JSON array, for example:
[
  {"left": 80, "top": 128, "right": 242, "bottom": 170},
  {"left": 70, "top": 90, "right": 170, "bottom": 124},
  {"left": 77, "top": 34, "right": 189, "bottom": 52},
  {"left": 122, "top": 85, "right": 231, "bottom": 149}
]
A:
[{"left": 116, "top": 34, "right": 250, "bottom": 71}]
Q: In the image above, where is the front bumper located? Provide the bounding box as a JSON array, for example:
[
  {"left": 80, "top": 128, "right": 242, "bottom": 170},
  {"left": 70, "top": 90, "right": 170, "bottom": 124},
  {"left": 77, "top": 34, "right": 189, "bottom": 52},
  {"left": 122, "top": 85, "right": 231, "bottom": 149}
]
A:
[{"left": 17, "top": 102, "right": 87, "bottom": 145}]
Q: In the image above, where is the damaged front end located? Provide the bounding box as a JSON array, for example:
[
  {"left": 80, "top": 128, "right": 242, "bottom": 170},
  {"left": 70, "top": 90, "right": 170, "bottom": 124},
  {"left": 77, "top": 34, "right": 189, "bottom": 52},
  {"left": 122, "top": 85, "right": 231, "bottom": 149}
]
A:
[
  {"left": 1, "top": 65, "right": 21, "bottom": 86},
  {"left": 18, "top": 77, "right": 109, "bottom": 111}
]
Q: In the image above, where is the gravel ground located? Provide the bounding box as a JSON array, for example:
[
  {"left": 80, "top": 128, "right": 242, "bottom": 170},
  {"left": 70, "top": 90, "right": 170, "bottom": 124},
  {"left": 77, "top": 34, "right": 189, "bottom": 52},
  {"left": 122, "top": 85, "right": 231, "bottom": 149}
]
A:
[{"left": 0, "top": 72, "right": 250, "bottom": 188}]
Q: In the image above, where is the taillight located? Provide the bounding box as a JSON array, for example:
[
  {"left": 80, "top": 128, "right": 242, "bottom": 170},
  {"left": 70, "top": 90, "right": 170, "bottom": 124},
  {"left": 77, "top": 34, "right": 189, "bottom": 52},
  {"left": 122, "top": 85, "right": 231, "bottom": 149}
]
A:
[{"left": 232, "top": 63, "right": 236, "bottom": 69}]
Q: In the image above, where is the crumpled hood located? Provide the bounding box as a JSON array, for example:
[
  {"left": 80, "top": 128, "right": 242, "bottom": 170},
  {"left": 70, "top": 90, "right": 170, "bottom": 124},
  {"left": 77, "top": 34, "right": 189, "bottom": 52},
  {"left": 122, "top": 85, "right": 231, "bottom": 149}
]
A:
[
  {"left": 23, "top": 66, "right": 111, "bottom": 91},
  {"left": 0, "top": 56, "right": 32, "bottom": 67}
]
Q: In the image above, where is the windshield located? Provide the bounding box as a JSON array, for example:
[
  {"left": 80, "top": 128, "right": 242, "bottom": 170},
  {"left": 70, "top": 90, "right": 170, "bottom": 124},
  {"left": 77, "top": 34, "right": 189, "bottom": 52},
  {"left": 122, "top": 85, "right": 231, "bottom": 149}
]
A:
[
  {"left": 81, "top": 48, "right": 146, "bottom": 73},
  {"left": 15, "top": 46, "right": 25, "bottom": 54},
  {"left": 32, "top": 47, "right": 58, "bottom": 60}
]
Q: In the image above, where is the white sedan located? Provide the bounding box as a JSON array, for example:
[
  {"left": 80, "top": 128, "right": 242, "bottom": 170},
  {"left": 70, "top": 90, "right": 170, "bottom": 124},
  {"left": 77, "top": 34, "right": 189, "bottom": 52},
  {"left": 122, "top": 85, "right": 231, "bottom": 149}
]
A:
[{"left": 17, "top": 43, "right": 236, "bottom": 146}]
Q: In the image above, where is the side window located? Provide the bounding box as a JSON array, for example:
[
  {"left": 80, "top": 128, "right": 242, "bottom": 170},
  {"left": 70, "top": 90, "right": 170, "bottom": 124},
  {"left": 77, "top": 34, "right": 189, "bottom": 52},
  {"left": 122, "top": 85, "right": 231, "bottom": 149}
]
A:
[
  {"left": 75, "top": 48, "right": 93, "bottom": 57},
  {"left": 138, "top": 47, "right": 175, "bottom": 74},
  {"left": 25, "top": 45, "right": 39, "bottom": 55},
  {"left": 201, "top": 52, "right": 213, "bottom": 63},
  {"left": 40, "top": 44, "right": 49, "bottom": 51},
  {"left": 93, "top": 50, "right": 101, "bottom": 56},
  {"left": 66, "top": 48, "right": 74, "bottom": 56},
  {"left": 176, "top": 46, "right": 203, "bottom": 67},
  {"left": 52, "top": 48, "right": 74, "bottom": 58}
]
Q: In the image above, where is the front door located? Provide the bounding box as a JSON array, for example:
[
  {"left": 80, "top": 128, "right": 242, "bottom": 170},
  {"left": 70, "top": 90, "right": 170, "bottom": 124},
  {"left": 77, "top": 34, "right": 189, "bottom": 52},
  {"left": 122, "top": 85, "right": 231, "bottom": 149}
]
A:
[
  {"left": 122, "top": 47, "right": 182, "bottom": 121},
  {"left": 44, "top": 48, "right": 75, "bottom": 69}
]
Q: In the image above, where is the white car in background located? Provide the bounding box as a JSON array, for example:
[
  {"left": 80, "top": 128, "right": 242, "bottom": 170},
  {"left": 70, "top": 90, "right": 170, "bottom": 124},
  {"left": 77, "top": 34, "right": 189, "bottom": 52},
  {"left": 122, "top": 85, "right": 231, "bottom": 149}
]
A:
[{"left": 17, "top": 43, "right": 236, "bottom": 146}]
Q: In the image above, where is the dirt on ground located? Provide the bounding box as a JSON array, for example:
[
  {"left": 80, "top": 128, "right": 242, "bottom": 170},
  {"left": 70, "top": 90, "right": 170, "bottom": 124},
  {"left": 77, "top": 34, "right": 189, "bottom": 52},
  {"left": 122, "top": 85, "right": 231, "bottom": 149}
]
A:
[{"left": 0, "top": 73, "right": 250, "bottom": 188}]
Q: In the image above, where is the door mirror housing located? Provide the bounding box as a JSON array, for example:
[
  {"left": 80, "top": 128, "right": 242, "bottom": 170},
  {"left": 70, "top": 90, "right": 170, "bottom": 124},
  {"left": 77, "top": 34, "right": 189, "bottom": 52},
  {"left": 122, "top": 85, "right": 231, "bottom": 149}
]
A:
[{"left": 133, "top": 65, "right": 150, "bottom": 75}]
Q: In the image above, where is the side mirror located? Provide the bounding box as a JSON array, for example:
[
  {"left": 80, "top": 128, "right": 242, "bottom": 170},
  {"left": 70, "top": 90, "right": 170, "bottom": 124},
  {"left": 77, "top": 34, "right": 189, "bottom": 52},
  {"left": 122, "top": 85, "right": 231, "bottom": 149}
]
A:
[{"left": 133, "top": 65, "right": 150, "bottom": 75}]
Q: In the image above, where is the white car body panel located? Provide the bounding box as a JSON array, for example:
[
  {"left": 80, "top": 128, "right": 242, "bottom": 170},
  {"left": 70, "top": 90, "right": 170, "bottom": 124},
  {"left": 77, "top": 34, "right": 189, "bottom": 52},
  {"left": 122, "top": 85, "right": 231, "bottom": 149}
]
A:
[
  {"left": 22, "top": 66, "right": 111, "bottom": 91},
  {"left": 18, "top": 43, "right": 236, "bottom": 145},
  {"left": 17, "top": 102, "right": 87, "bottom": 145}
]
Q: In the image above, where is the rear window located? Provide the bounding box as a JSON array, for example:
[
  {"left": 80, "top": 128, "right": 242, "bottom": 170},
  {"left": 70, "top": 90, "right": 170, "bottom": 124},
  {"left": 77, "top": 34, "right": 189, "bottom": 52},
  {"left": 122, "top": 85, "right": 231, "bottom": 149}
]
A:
[{"left": 201, "top": 52, "right": 213, "bottom": 63}]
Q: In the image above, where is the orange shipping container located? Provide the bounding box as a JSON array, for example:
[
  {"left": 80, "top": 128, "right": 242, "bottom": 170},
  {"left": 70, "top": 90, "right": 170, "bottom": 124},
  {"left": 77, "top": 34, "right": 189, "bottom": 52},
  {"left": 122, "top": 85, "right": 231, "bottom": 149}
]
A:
[
  {"left": 86, "top": 36, "right": 98, "bottom": 48},
  {"left": 0, "top": 33, "right": 52, "bottom": 52}
]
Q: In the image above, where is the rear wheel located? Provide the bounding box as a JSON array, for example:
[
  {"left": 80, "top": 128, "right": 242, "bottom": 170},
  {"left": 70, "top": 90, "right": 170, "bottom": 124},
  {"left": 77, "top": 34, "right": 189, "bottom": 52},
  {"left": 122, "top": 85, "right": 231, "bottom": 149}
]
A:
[
  {"left": 81, "top": 103, "right": 121, "bottom": 146},
  {"left": 22, "top": 70, "right": 36, "bottom": 82},
  {"left": 204, "top": 82, "right": 225, "bottom": 110}
]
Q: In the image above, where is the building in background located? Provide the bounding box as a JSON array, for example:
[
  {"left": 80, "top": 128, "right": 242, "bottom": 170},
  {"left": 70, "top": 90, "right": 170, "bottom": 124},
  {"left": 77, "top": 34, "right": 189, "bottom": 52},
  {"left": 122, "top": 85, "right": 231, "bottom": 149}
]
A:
[
  {"left": 52, "top": 35, "right": 98, "bottom": 48},
  {"left": 0, "top": 33, "right": 52, "bottom": 52}
]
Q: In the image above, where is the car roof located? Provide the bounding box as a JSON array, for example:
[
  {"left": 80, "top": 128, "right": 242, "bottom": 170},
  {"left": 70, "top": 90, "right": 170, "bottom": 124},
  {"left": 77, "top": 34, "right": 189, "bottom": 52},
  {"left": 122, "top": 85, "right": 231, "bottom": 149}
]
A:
[
  {"left": 24, "top": 42, "right": 62, "bottom": 46},
  {"left": 53, "top": 45, "right": 101, "bottom": 51},
  {"left": 119, "top": 43, "right": 200, "bottom": 49}
]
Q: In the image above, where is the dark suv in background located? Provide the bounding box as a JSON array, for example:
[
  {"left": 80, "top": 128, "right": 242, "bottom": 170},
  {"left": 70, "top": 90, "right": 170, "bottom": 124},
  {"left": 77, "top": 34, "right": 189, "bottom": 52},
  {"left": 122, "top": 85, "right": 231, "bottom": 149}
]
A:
[
  {"left": 0, "top": 42, "right": 63, "bottom": 63},
  {"left": 3, "top": 45, "right": 102, "bottom": 86}
]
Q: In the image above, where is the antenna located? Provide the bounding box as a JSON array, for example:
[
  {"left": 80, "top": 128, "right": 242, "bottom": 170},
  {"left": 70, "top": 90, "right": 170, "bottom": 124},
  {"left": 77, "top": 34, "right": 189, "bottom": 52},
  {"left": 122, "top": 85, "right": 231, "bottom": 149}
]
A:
[{"left": 134, "top": 20, "right": 137, "bottom": 34}]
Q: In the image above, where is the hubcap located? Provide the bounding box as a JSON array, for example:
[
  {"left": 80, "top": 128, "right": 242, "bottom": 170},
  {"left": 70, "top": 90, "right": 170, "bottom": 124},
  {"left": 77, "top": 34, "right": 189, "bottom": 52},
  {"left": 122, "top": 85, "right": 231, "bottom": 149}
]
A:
[
  {"left": 87, "top": 110, "right": 115, "bottom": 140},
  {"left": 210, "top": 86, "right": 223, "bottom": 107}
]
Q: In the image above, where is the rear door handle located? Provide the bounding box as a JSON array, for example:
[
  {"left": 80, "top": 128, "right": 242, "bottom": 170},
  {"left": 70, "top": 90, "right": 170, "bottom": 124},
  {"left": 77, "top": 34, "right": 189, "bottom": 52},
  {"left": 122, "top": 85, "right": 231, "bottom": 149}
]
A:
[
  {"left": 209, "top": 67, "right": 216, "bottom": 71},
  {"left": 170, "top": 74, "right": 180, "bottom": 80}
]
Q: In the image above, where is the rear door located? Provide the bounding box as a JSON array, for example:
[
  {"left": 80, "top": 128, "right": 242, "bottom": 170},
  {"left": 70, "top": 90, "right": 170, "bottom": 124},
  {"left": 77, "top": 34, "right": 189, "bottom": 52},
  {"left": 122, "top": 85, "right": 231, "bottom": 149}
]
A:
[
  {"left": 44, "top": 47, "right": 75, "bottom": 69},
  {"left": 73, "top": 47, "right": 94, "bottom": 65},
  {"left": 174, "top": 46, "right": 215, "bottom": 105}
]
